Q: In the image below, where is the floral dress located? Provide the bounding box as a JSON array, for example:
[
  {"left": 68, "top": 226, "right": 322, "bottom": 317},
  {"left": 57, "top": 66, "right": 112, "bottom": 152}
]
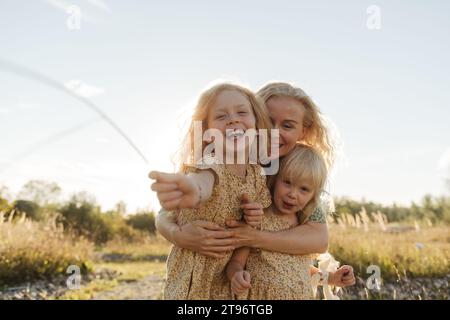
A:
[
  {"left": 242, "top": 209, "right": 317, "bottom": 300},
  {"left": 164, "top": 159, "right": 272, "bottom": 300}
]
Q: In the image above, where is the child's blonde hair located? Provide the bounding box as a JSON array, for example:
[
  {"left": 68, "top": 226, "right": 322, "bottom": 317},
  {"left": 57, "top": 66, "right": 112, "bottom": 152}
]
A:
[
  {"left": 179, "top": 82, "right": 272, "bottom": 173},
  {"left": 267, "top": 143, "right": 328, "bottom": 223},
  {"left": 257, "top": 82, "right": 335, "bottom": 169}
]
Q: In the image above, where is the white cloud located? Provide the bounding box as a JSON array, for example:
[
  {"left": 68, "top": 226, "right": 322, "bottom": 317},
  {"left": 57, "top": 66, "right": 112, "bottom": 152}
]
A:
[
  {"left": 437, "top": 148, "right": 450, "bottom": 170},
  {"left": 65, "top": 80, "right": 105, "bottom": 98},
  {"left": 0, "top": 108, "right": 10, "bottom": 115}
]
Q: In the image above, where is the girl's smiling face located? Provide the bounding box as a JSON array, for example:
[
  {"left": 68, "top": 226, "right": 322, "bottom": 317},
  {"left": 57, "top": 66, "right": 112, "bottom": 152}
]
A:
[
  {"left": 266, "top": 96, "right": 306, "bottom": 157},
  {"left": 207, "top": 89, "right": 257, "bottom": 155},
  {"left": 273, "top": 175, "right": 315, "bottom": 216}
]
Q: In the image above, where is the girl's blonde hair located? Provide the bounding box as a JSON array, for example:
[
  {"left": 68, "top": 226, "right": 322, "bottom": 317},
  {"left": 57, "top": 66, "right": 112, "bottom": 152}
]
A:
[
  {"left": 257, "top": 82, "right": 335, "bottom": 169},
  {"left": 267, "top": 143, "right": 328, "bottom": 223},
  {"left": 179, "top": 82, "right": 272, "bottom": 173}
]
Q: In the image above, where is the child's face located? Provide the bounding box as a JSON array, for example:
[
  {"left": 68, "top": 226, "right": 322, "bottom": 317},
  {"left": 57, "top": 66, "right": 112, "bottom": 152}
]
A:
[
  {"left": 207, "top": 89, "right": 257, "bottom": 155},
  {"left": 266, "top": 96, "right": 306, "bottom": 157},
  {"left": 273, "top": 175, "right": 315, "bottom": 216}
]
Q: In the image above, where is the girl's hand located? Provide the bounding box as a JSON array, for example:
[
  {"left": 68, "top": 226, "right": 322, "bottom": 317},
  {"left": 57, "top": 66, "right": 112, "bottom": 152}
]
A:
[
  {"left": 176, "top": 220, "right": 237, "bottom": 258},
  {"left": 149, "top": 171, "right": 200, "bottom": 210},
  {"left": 240, "top": 193, "right": 263, "bottom": 229},
  {"left": 231, "top": 270, "right": 251, "bottom": 295},
  {"left": 328, "top": 265, "right": 356, "bottom": 287}
]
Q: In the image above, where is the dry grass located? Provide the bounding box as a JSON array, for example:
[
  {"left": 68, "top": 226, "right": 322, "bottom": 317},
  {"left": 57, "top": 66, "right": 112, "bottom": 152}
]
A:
[
  {"left": 0, "top": 211, "right": 94, "bottom": 287},
  {"left": 328, "top": 210, "right": 449, "bottom": 280},
  {"left": 97, "top": 234, "right": 171, "bottom": 262}
]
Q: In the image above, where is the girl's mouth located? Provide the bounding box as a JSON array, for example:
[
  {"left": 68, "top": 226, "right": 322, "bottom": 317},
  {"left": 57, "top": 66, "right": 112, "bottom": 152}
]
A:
[
  {"left": 225, "top": 129, "right": 245, "bottom": 140},
  {"left": 282, "top": 200, "right": 295, "bottom": 210}
]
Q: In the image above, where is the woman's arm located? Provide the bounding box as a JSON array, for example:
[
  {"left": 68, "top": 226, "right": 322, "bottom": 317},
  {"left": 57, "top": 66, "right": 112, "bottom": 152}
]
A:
[
  {"left": 155, "top": 210, "right": 181, "bottom": 245},
  {"left": 226, "top": 220, "right": 328, "bottom": 255},
  {"left": 155, "top": 210, "right": 237, "bottom": 258}
]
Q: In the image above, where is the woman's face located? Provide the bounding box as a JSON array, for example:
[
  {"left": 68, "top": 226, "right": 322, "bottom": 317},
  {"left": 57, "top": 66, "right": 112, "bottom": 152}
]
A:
[{"left": 266, "top": 96, "right": 306, "bottom": 157}]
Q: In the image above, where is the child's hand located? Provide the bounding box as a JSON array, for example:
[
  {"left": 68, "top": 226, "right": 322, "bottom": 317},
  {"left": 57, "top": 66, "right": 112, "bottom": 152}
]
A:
[
  {"left": 149, "top": 171, "right": 200, "bottom": 210},
  {"left": 231, "top": 270, "right": 251, "bottom": 295},
  {"left": 240, "top": 193, "right": 263, "bottom": 229},
  {"left": 328, "top": 265, "right": 356, "bottom": 287}
]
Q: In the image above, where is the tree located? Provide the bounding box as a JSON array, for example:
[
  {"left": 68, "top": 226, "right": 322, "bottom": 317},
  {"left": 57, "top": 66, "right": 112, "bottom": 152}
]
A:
[
  {"left": 17, "top": 180, "right": 61, "bottom": 206},
  {"left": 68, "top": 191, "right": 97, "bottom": 207},
  {"left": 114, "top": 201, "right": 127, "bottom": 216},
  {"left": 0, "top": 185, "right": 12, "bottom": 201}
]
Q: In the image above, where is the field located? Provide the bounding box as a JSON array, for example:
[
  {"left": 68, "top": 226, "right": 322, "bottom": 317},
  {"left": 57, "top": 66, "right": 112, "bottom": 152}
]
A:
[{"left": 0, "top": 209, "right": 448, "bottom": 300}]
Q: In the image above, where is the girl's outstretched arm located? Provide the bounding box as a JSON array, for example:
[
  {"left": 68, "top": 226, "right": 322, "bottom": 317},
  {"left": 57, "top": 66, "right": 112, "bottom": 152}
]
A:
[
  {"left": 150, "top": 170, "right": 215, "bottom": 210},
  {"left": 226, "top": 220, "right": 328, "bottom": 255}
]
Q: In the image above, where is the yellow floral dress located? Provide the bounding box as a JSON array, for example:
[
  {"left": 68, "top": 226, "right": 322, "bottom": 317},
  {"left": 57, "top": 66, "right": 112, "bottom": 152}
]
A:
[
  {"left": 163, "top": 159, "right": 272, "bottom": 300},
  {"left": 243, "top": 209, "right": 316, "bottom": 300}
]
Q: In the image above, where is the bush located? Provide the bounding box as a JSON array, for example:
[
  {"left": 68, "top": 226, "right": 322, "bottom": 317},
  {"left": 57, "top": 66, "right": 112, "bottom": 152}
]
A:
[
  {"left": 12, "top": 200, "right": 41, "bottom": 220},
  {"left": 59, "top": 202, "right": 113, "bottom": 245},
  {"left": 0, "top": 197, "right": 10, "bottom": 212},
  {"left": 0, "top": 213, "right": 93, "bottom": 286},
  {"left": 101, "top": 213, "right": 143, "bottom": 243},
  {"left": 126, "top": 212, "right": 156, "bottom": 234}
]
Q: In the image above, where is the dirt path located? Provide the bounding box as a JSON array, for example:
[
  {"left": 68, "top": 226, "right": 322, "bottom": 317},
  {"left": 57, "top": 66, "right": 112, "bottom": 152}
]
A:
[{"left": 92, "top": 274, "right": 165, "bottom": 300}]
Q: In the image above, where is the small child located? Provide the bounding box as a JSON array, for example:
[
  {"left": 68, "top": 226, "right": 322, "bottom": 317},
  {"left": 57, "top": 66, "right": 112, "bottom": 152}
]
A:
[{"left": 226, "top": 144, "right": 355, "bottom": 299}]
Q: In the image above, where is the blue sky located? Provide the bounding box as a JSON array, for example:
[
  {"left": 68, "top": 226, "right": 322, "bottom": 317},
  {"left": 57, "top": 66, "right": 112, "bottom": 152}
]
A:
[{"left": 0, "top": 0, "right": 449, "bottom": 212}]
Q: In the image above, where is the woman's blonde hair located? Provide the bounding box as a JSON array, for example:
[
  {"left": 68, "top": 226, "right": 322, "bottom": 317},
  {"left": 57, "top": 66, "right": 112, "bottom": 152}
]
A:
[
  {"left": 179, "top": 82, "right": 272, "bottom": 173},
  {"left": 267, "top": 143, "right": 328, "bottom": 223},
  {"left": 257, "top": 82, "right": 335, "bottom": 169}
]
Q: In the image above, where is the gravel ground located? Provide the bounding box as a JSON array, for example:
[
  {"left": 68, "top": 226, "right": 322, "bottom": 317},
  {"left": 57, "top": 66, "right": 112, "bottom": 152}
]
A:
[
  {"left": 338, "top": 275, "right": 449, "bottom": 300},
  {"left": 1, "top": 271, "right": 448, "bottom": 300}
]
